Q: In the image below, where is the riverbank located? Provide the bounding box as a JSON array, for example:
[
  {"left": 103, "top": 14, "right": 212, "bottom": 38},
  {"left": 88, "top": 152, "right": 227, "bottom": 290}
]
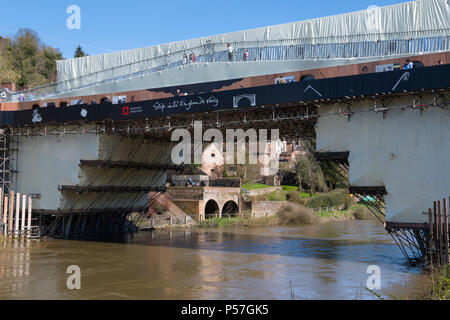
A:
[
  {"left": 419, "top": 265, "right": 450, "bottom": 300},
  {"left": 196, "top": 203, "right": 372, "bottom": 228}
]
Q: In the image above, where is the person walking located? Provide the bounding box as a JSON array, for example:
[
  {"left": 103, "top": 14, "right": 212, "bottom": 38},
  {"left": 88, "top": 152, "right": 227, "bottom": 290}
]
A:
[
  {"left": 243, "top": 48, "right": 248, "bottom": 61},
  {"left": 227, "top": 43, "right": 234, "bottom": 62}
]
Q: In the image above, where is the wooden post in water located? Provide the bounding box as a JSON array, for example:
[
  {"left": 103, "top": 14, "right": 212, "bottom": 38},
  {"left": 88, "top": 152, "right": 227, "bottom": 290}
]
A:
[
  {"left": 21, "top": 195, "right": 26, "bottom": 235},
  {"left": 15, "top": 193, "right": 20, "bottom": 236},
  {"left": 27, "top": 196, "right": 32, "bottom": 238},
  {"left": 2, "top": 196, "right": 8, "bottom": 237},
  {"left": 444, "top": 198, "right": 449, "bottom": 264},
  {"left": 428, "top": 208, "right": 434, "bottom": 267},
  {"left": 433, "top": 201, "right": 439, "bottom": 264},
  {"left": 8, "top": 192, "right": 14, "bottom": 235},
  {"left": 438, "top": 201, "right": 444, "bottom": 265}
]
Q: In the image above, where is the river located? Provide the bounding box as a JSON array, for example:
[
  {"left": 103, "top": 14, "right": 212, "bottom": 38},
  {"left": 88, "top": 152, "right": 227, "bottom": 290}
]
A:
[{"left": 0, "top": 220, "right": 422, "bottom": 300}]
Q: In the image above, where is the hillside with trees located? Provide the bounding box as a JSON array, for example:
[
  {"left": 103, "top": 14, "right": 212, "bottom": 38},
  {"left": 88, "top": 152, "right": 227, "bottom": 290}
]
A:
[{"left": 0, "top": 28, "right": 63, "bottom": 89}]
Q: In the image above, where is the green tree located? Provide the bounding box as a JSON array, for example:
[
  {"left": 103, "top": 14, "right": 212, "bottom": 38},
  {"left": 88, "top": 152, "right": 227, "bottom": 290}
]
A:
[
  {"left": 294, "top": 153, "right": 327, "bottom": 197},
  {"left": 7, "top": 29, "right": 39, "bottom": 87},
  {"left": 74, "top": 45, "right": 86, "bottom": 58},
  {"left": 40, "top": 46, "right": 63, "bottom": 82},
  {"left": 5, "top": 28, "right": 62, "bottom": 87},
  {"left": 0, "top": 37, "right": 15, "bottom": 83}
]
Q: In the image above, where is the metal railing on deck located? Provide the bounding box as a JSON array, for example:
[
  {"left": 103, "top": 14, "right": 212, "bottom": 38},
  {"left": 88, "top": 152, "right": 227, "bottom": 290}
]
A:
[{"left": 5, "top": 28, "right": 450, "bottom": 103}]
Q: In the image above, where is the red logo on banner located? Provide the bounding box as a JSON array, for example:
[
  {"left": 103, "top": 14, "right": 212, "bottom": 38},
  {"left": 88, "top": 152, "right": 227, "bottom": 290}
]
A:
[{"left": 122, "top": 106, "right": 130, "bottom": 116}]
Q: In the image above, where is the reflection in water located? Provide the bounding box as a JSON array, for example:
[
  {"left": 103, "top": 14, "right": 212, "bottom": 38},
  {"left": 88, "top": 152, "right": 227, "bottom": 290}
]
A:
[
  {"left": 0, "top": 220, "right": 421, "bottom": 300},
  {"left": 0, "top": 240, "right": 31, "bottom": 293}
]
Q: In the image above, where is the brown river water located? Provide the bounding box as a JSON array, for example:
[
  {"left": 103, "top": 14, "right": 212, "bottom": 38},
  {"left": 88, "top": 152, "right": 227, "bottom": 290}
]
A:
[{"left": 0, "top": 220, "right": 422, "bottom": 300}]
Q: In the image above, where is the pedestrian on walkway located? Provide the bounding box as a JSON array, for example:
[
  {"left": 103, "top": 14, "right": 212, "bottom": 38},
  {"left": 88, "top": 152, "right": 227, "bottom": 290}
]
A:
[{"left": 227, "top": 43, "right": 234, "bottom": 62}]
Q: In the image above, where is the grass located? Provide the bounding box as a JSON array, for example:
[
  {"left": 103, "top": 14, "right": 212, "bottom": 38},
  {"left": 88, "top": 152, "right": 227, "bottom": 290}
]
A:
[
  {"left": 249, "top": 187, "right": 319, "bottom": 202},
  {"left": 197, "top": 217, "right": 242, "bottom": 228},
  {"left": 197, "top": 216, "right": 279, "bottom": 228},
  {"left": 317, "top": 205, "right": 371, "bottom": 220},
  {"left": 282, "top": 186, "right": 319, "bottom": 198},
  {"left": 316, "top": 209, "right": 361, "bottom": 222},
  {"left": 266, "top": 190, "right": 289, "bottom": 201},
  {"left": 241, "top": 183, "right": 273, "bottom": 190},
  {"left": 282, "top": 186, "right": 298, "bottom": 192}
]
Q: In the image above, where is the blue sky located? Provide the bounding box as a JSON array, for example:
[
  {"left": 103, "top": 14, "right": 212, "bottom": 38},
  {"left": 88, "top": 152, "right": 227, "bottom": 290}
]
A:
[{"left": 0, "top": 0, "right": 408, "bottom": 58}]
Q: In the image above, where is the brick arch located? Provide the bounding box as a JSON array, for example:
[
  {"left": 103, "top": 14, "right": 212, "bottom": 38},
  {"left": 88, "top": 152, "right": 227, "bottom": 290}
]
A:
[
  {"left": 222, "top": 200, "right": 239, "bottom": 217},
  {"left": 205, "top": 199, "right": 220, "bottom": 219},
  {"left": 202, "top": 187, "right": 241, "bottom": 219}
]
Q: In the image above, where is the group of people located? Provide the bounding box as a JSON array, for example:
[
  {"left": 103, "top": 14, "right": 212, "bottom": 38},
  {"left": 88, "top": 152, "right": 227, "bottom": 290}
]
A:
[
  {"left": 183, "top": 52, "right": 197, "bottom": 64},
  {"left": 276, "top": 75, "right": 287, "bottom": 84},
  {"left": 402, "top": 59, "right": 415, "bottom": 70},
  {"left": 183, "top": 43, "right": 249, "bottom": 64},
  {"left": 227, "top": 43, "right": 248, "bottom": 62}
]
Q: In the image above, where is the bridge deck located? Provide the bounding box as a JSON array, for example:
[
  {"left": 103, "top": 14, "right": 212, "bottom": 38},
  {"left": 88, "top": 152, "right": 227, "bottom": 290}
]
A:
[
  {"left": 1, "top": 64, "right": 449, "bottom": 129},
  {"left": 79, "top": 160, "right": 183, "bottom": 171}
]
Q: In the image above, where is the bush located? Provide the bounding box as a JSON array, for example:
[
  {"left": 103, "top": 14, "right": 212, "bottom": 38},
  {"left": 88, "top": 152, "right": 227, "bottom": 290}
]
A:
[
  {"left": 307, "top": 188, "right": 348, "bottom": 209},
  {"left": 277, "top": 203, "right": 319, "bottom": 225},
  {"left": 286, "top": 191, "right": 307, "bottom": 206},
  {"left": 421, "top": 265, "right": 450, "bottom": 300},
  {"left": 352, "top": 206, "right": 371, "bottom": 220},
  {"left": 343, "top": 195, "right": 354, "bottom": 210},
  {"left": 267, "top": 190, "right": 288, "bottom": 201}
]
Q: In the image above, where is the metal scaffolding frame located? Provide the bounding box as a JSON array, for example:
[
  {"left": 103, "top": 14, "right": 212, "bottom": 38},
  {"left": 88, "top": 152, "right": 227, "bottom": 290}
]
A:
[
  {"left": 0, "top": 130, "right": 10, "bottom": 194},
  {"left": 385, "top": 224, "right": 428, "bottom": 264},
  {"left": 0, "top": 129, "right": 18, "bottom": 195},
  {"left": 2, "top": 89, "right": 448, "bottom": 241}
]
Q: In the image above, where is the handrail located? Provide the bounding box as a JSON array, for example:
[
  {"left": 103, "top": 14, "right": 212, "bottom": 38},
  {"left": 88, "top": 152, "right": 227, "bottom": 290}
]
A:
[{"left": 4, "top": 28, "right": 450, "bottom": 103}]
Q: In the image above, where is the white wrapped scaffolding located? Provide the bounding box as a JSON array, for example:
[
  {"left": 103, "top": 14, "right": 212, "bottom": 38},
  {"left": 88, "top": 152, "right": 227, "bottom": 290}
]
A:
[
  {"left": 55, "top": 0, "right": 450, "bottom": 91},
  {"left": 316, "top": 94, "right": 450, "bottom": 224},
  {"left": 6, "top": 0, "right": 449, "bottom": 102}
]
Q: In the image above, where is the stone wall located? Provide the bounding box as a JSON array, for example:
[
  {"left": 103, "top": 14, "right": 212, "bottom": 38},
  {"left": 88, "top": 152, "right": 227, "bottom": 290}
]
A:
[
  {"left": 171, "top": 200, "right": 204, "bottom": 220},
  {"left": 251, "top": 201, "right": 288, "bottom": 218},
  {"left": 166, "top": 187, "right": 204, "bottom": 200}
]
